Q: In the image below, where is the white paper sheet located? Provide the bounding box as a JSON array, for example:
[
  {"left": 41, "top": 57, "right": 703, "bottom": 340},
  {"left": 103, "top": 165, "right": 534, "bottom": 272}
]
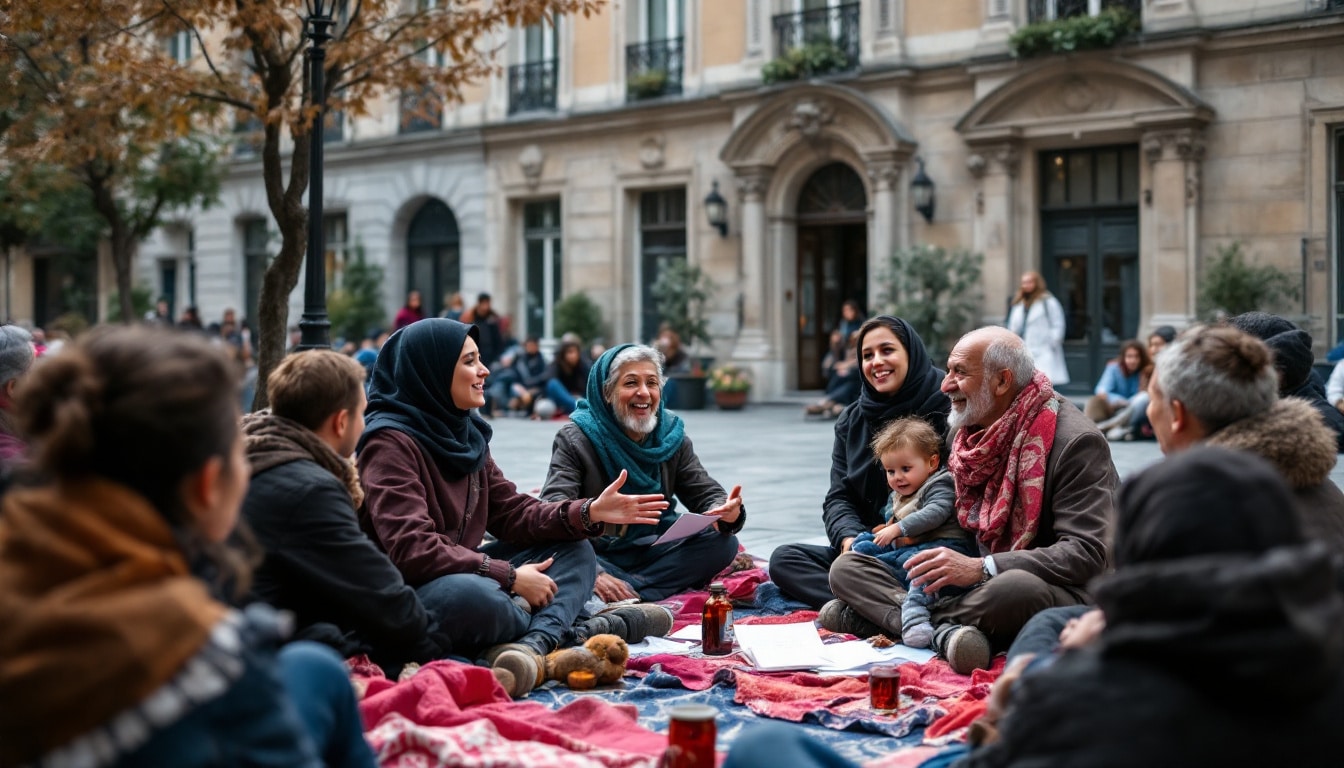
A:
[
  {"left": 650, "top": 512, "right": 719, "bottom": 545},
  {"left": 626, "top": 636, "right": 700, "bottom": 657},
  {"left": 733, "top": 622, "right": 828, "bottom": 672},
  {"left": 814, "top": 643, "right": 938, "bottom": 675},
  {"left": 667, "top": 624, "right": 705, "bottom": 642}
]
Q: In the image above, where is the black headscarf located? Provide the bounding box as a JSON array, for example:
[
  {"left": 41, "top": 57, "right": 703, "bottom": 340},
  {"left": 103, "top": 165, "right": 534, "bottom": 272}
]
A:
[
  {"left": 358, "top": 319, "right": 492, "bottom": 478},
  {"left": 854, "top": 316, "right": 950, "bottom": 434},
  {"left": 1113, "top": 446, "right": 1303, "bottom": 569}
]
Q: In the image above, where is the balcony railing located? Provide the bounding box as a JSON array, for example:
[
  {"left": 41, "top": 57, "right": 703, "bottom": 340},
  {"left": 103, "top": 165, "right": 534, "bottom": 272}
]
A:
[
  {"left": 1027, "top": 0, "right": 1141, "bottom": 23},
  {"left": 625, "top": 37, "right": 683, "bottom": 101},
  {"left": 508, "top": 59, "right": 558, "bottom": 114},
  {"left": 399, "top": 87, "right": 441, "bottom": 134},
  {"left": 771, "top": 2, "right": 861, "bottom": 76}
]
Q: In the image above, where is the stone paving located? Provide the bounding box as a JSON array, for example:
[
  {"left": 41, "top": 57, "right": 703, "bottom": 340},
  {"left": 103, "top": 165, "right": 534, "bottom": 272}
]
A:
[{"left": 486, "top": 403, "right": 1344, "bottom": 562}]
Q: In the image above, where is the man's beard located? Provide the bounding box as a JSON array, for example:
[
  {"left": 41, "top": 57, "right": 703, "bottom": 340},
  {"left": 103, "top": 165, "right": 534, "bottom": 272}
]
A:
[
  {"left": 947, "top": 385, "right": 994, "bottom": 433},
  {"left": 618, "top": 404, "right": 658, "bottom": 437}
]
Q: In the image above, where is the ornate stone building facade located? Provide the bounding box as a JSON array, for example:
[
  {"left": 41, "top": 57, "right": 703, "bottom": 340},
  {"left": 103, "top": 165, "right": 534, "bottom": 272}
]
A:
[{"left": 19, "top": 0, "right": 1336, "bottom": 397}]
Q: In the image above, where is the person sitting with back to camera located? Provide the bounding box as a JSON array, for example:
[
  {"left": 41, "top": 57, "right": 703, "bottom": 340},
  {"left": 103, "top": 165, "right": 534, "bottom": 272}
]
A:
[{"left": 849, "top": 417, "right": 971, "bottom": 648}]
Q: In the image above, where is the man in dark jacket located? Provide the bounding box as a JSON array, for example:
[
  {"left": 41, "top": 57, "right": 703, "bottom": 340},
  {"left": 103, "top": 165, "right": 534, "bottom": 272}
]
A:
[
  {"left": 242, "top": 350, "right": 444, "bottom": 671},
  {"left": 1226, "top": 311, "right": 1344, "bottom": 452},
  {"left": 464, "top": 292, "right": 504, "bottom": 368}
]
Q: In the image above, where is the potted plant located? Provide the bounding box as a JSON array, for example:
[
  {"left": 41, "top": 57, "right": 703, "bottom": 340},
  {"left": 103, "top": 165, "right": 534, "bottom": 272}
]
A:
[
  {"left": 651, "top": 259, "right": 717, "bottom": 410},
  {"left": 707, "top": 364, "right": 752, "bottom": 410}
]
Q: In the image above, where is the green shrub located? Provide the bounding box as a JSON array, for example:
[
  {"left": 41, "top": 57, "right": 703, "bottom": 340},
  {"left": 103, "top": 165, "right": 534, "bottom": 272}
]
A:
[
  {"left": 1197, "top": 241, "right": 1299, "bottom": 321},
  {"left": 761, "top": 41, "right": 851, "bottom": 85},
  {"left": 651, "top": 259, "right": 716, "bottom": 349},
  {"left": 553, "top": 292, "right": 605, "bottom": 344},
  {"left": 627, "top": 69, "right": 669, "bottom": 99},
  {"left": 106, "top": 284, "right": 156, "bottom": 323},
  {"left": 1008, "top": 8, "right": 1140, "bottom": 59},
  {"left": 878, "top": 245, "right": 984, "bottom": 364},
  {"left": 327, "top": 244, "right": 386, "bottom": 342}
]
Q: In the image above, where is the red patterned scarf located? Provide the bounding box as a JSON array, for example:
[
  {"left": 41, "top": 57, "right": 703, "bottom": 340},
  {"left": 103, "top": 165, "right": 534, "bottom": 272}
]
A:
[{"left": 950, "top": 370, "right": 1060, "bottom": 554}]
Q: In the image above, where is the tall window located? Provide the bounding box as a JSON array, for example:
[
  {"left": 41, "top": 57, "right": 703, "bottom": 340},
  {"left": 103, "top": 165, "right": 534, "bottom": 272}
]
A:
[
  {"left": 638, "top": 189, "right": 687, "bottom": 341},
  {"left": 242, "top": 218, "right": 270, "bottom": 332},
  {"left": 165, "top": 30, "right": 192, "bottom": 64},
  {"left": 627, "top": 0, "right": 684, "bottom": 100},
  {"left": 509, "top": 22, "right": 559, "bottom": 114},
  {"left": 642, "top": 0, "right": 683, "bottom": 41},
  {"left": 324, "top": 213, "right": 349, "bottom": 293},
  {"left": 1028, "top": 0, "right": 1141, "bottom": 23},
  {"left": 401, "top": 0, "right": 445, "bottom": 132},
  {"left": 522, "top": 200, "right": 563, "bottom": 340},
  {"left": 158, "top": 260, "right": 178, "bottom": 320}
]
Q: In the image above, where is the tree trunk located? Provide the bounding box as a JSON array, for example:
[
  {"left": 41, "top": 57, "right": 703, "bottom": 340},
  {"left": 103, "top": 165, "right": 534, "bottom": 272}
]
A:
[
  {"left": 251, "top": 124, "right": 312, "bottom": 411},
  {"left": 86, "top": 171, "right": 136, "bottom": 325},
  {"left": 112, "top": 233, "right": 136, "bottom": 325}
]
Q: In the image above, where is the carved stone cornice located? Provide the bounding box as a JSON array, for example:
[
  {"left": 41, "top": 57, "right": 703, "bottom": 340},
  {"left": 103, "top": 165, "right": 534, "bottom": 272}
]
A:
[
  {"left": 518, "top": 144, "right": 544, "bottom": 189},
  {"left": 966, "top": 153, "right": 988, "bottom": 180}
]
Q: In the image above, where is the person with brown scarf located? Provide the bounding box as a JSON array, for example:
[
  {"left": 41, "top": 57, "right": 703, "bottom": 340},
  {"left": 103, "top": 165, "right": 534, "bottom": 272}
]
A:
[
  {"left": 242, "top": 350, "right": 446, "bottom": 675},
  {"left": 829, "top": 327, "right": 1115, "bottom": 675},
  {"left": 0, "top": 326, "right": 375, "bottom": 768}
]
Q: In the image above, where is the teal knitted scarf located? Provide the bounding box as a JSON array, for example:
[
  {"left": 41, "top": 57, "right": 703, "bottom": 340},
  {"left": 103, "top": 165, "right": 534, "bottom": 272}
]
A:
[{"left": 570, "top": 344, "right": 686, "bottom": 500}]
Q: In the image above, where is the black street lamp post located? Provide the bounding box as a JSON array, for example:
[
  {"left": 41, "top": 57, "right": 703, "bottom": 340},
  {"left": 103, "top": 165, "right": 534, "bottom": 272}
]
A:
[{"left": 297, "top": 0, "right": 335, "bottom": 351}]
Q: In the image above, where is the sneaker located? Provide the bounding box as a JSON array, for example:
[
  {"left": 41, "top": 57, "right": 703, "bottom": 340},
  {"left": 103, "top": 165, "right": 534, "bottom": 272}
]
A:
[
  {"left": 817, "top": 599, "right": 883, "bottom": 639},
  {"left": 933, "top": 623, "right": 992, "bottom": 675},
  {"left": 482, "top": 643, "right": 545, "bottom": 698},
  {"left": 1106, "top": 424, "right": 1131, "bottom": 442}
]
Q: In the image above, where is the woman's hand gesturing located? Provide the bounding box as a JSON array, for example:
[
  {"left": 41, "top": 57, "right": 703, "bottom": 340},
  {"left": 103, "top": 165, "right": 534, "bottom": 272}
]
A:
[{"left": 588, "top": 469, "right": 667, "bottom": 526}]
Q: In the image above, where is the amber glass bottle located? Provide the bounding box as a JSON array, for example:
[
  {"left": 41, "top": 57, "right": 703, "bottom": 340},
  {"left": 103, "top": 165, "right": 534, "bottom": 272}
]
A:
[{"left": 701, "top": 582, "right": 734, "bottom": 655}]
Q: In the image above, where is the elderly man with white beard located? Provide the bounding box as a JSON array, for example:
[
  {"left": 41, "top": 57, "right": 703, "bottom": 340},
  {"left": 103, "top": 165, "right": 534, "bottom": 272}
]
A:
[
  {"left": 541, "top": 343, "right": 746, "bottom": 603},
  {"left": 827, "top": 327, "right": 1115, "bottom": 674}
]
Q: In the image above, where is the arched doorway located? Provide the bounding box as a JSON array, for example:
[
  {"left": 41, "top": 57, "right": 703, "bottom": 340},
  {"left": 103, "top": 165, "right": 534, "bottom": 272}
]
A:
[
  {"left": 406, "top": 199, "right": 460, "bottom": 312},
  {"left": 796, "top": 162, "right": 868, "bottom": 389}
]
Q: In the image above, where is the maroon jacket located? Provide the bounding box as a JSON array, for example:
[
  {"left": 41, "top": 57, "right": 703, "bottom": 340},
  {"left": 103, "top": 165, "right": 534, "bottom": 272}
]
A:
[{"left": 357, "top": 428, "right": 592, "bottom": 588}]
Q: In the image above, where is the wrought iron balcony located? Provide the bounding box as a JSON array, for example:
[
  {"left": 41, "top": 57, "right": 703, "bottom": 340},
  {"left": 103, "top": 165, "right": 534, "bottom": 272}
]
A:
[
  {"left": 625, "top": 37, "right": 683, "bottom": 101},
  {"left": 508, "top": 59, "right": 558, "bottom": 114},
  {"left": 1027, "top": 0, "right": 1141, "bottom": 23},
  {"left": 771, "top": 2, "right": 860, "bottom": 76},
  {"left": 399, "top": 87, "right": 441, "bottom": 134}
]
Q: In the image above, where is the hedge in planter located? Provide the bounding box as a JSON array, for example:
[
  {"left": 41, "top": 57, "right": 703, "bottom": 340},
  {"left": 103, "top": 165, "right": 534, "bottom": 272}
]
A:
[{"left": 762, "top": 41, "right": 850, "bottom": 85}]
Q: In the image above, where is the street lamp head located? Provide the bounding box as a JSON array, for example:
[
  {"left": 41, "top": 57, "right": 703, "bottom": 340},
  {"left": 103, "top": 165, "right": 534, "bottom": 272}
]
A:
[
  {"left": 910, "top": 157, "right": 936, "bottom": 224},
  {"left": 704, "top": 180, "right": 728, "bottom": 238},
  {"left": 305, "top": 0, "right": 336, "bottom": 19}
]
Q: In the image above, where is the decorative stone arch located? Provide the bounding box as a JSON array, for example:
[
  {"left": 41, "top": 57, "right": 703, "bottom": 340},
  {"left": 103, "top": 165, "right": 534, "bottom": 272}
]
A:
[
  {"left": 718, "top": 83, "right": 917, "bottom": 398},
  {"left": 957, "top": 57, "right": 1213, "bottom": 143},
  {"left": 956, "top": 57, "right": 1216, "bottom": 377}
]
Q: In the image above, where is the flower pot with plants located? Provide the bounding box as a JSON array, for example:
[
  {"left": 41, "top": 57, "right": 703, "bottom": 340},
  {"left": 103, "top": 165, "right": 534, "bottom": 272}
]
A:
[{"left": 708, "top": 365, "right": 752, "bottom": 411}]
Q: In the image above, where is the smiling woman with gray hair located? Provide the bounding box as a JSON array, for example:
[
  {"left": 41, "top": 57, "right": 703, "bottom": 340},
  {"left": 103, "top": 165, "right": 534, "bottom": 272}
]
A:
[
  {"left": 541, "top": 343, "right": 746, "bottom": 603},
  {"left": 0, "top": 326, "right": 35, "bottom": 466}
]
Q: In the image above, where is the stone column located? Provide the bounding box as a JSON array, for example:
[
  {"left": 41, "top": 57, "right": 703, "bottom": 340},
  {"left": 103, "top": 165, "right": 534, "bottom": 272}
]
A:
[
  {"left": 732, "top": 168, "right": 777, "bottom": 399},
  {"left": 1142, "top": 128, "right": 1203, "bottom": 329},
  {"left": 866, "top": 161, "right": 901, "bottom": 295},
  {"left": 966, "top": 143, "right": 1020, "bottom": 323}
]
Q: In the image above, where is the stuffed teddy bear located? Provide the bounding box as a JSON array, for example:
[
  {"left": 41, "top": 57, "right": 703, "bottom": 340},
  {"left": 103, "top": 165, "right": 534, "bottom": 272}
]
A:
[{"left": 543, "top": 633, "right": 630, "bottom": 690}]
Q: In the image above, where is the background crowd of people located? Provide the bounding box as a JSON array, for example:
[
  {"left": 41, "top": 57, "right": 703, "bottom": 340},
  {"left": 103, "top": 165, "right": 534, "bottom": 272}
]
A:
[{"left": 3, "top": 280, "right": 1344, "bottom": 767}]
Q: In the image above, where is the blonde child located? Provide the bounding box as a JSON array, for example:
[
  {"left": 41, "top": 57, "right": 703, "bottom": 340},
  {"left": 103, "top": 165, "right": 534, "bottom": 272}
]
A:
[{"left": 850, "top": 417, "right": 973, "bottom": 648}]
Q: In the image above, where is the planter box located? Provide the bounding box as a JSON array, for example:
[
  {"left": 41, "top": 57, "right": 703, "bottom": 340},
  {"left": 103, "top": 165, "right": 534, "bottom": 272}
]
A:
[
  {"left": 666, "top": 374, "right": 707, "bottom": 410},
  {"left": 713, "top": 390, "right": 749, "bottom": 410}
]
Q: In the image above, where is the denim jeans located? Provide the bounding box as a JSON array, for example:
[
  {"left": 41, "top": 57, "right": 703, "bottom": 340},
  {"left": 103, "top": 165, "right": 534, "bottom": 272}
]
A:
[
  {"left": 278, "top": 642, "right": 378, "bottom": 768},
  {"left": 596, "top": 527, "right": 739, "bottom": 602},
  {"left": 415, "top": 538, "right": 596, "bottom": 657},
  {"left": 545, "top": 379, "right": 579, "bottom": 415}
]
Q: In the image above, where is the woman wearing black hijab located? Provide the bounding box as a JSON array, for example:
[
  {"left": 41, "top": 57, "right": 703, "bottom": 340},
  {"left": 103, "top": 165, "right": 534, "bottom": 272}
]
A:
[
  {"left": 960, "top": 446, "right": 1344, "bottom": 767},
  {"left": 768, "top": 316, "right": 951, "bottom": 609},
  {"left": 356, "top": 320, "right": 667, "bottom": 697}
]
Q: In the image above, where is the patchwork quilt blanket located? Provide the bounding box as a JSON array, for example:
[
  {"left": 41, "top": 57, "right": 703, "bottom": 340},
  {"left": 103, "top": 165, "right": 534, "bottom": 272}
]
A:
[{"left": 352, "top": 561, "right": 1003, "bottom": 768}]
